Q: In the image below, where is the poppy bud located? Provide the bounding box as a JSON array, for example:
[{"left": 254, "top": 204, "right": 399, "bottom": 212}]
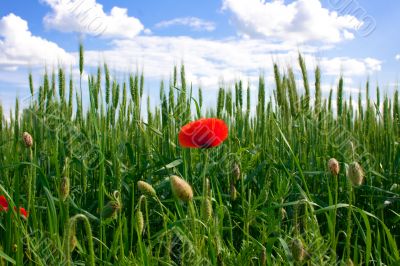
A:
[
  {"left": 346, "top": 162, "right": 364, "bottom": 186},
  {"left": 101, "top": 200, "right": 121, "bottom": 221},
  {"left": 60, "top": 176, "right": 70, "bottom": 201},
  {"left": 346, "top": 258, "right": 354, "bottom": 266},
  {"left": 22, "top": 132, "right": 33, "bottom": 148},
  {"left": 137, "top": 181, "right": 156, "bottom": 197},
  {"left": 170, "top": 175, "right": 193, "bottom": 202},
  {"left": 290, "top": 239, "right": 306, "bottom": 262},
  {"left": 136, "top": 210, "right": 144, "bottom": 235},
  {"left": 327, "top": 158, "right": 340, "bottom": 176},
  {"left": 230, "top": 183, "right": 237, "bottom": 201},
  {"left": 232, "top": 163, "right": 240, "bottom": 181}
]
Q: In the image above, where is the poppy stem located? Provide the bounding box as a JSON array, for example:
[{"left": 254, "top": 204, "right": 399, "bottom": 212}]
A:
[{"left": 201, "top": 150, "right": 210, "bottom": 198}]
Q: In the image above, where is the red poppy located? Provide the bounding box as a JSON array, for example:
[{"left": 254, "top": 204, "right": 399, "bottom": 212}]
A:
[
  {"left": 0, "top": 195, "right": 8, "bottom": 212},
  {"left": 14, "top": 206, "right": 28, "bottom": 220},
  {"left": 178, "top": 118, "right": 228, "bottom": 148}
]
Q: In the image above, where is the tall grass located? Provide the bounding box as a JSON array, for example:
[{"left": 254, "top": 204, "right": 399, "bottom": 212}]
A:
[{"left": 0, "top": 48, "right": 399, "bottom": 265}]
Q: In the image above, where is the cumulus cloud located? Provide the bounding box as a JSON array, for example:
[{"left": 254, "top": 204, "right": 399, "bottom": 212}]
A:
[
  {"left": 320, "top": 57, "right": 381, "bottom": 76},
  {"left": 0, "top": 12, "right": 381, "bottom": 104},
  {"left": 222, "top": 0, "right": 361, "bottom": 43},
  {"left": 42, "top": 0, "right": 144, "bottom": 39},
  {"left": 82, "top": 36, "right": 381, "bottom": 89},
  {"left": 83, "top": 36, "right": 301, "bottom": 88},
  {"left": 155, "top": 17, "right": 216, "bottom": 32},
  {"left": 0, "top": 13, "right": 74, "bottom": 69}
]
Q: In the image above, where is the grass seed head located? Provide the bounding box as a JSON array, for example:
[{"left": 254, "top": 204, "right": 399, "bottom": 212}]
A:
[
  {"left": 291, "top": 239, "right": 306, "bottom": 262},
  {"left": 346, "top": 258, "right": 354, "bottom": 266},
  {"left": 137, "top": 180, "right": 156, "bottom": 197},
  {"left": 204, "top": 177, "right": 211, "bottom": 197},
  {"left": 201, "top": 198, "right": 212, "bottom": 221},
  {"left": 230, "top": 183, "right": 237, "bottom": 201},
  {"left": 136, "top": 210, "right": 144, "bottom": 235},
  {"left": 70, "top": 235, "right": 78, "bottom": 252},
  {"left": 328, "top": 158, "right": 340, "bottom": 176},
  {"left": 281, "top": 208, "right": 287, "bottom": 220},
  {"left": 22, "top": 132, "right": 33, "bottom": 148},
  {"left": 138, "top": 195, "right": 146, "bottom": 209},
  {"left": 232, "top": 162, "right": 240, "bottom": 181},
  {"left": 60, "top": 176, "right": 70, "bottom": 201},
  {"left": 170, "top": 175, "right": 193, "bottom": 202},
  {"left": 101, "top": 200, "right": 121, "bottom": 221},
  {"left": 347, "top": 162, "right": 365, "bottom": 186}
]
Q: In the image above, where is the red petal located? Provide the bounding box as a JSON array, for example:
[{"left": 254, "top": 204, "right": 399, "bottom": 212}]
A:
[
  {"left": 0, "top": 195, "right": 8, "bottom": 212},
  {"left": 14, "top": 206, "right": 28, "bottom": 219},
  {"left": 20, "top": 207, "right": 28, "bottom": 219},
  {"left": 178, "top": 118, "right": 228, "bottom": 148}
]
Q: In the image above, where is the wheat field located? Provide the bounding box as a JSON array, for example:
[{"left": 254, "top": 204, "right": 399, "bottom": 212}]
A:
[{"left": 0, "top": 44, "right": 399, "bottom": 265}]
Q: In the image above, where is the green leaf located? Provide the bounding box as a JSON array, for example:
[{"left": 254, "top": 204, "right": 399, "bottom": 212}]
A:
[
  {"left": 0, "top": 250, "right": 16, "bottom": 265},
  {"left": 156, "top": 159, "right": 183, "bottom": 172}
]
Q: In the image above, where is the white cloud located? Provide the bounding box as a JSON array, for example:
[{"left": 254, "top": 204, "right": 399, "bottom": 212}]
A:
[
  {"left": 0, "top": 12, "right": 381, "bottom": 110},
  {"left": 1, "top": 66, "right": 18, "bottom": 71},
  {"left": 396, "top": 54, "right": 400, "bottom": 61},
  {"left": 321, "top": 81, "right": 360, "bottom": 95},
  {"left": 83, "top": 36, "right": 300, "bottom": 87},
  {"left": 319, "top": 57, "right": 381, "bottom": 76},
  {"left": 222, "top": 0, "right": 361, "bottom": 43},
  {"left": 82, "top": 36, "right": 381, "bottom": 90},
  {"left": 343, "top": 30, "right": 354, "bottom": 40},
  {"left": 0, "top": 13, "right": 74, "bottom": 68},
  {"left": 155, "top": 17, "right": 216, "bottom": 32},
  {"left": 143, "top": 29, "right": 152, "bottom": 35},
  {"left": 42, "top": 0, "right": 144, "bottom": 39}
]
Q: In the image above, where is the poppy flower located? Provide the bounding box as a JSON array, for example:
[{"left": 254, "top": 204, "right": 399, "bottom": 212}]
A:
[
  {"left": 14, "top": 206, "right": 28, "bottom": 220},
  {"left": 178, "top": 118, "right": 228, "bottom": 148},
  {"left": 0, "top": 195, "right": 8, "bottom": 212}
]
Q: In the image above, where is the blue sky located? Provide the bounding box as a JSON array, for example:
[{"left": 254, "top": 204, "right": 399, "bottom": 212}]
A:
[{"left": 0, "top": 0, "right": 399, "bottom": 113}]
